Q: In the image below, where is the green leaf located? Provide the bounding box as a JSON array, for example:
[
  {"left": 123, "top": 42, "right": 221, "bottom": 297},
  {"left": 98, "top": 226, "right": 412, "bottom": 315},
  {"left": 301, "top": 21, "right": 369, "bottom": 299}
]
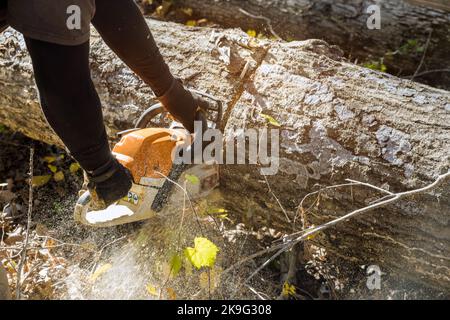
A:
[
  {"left": 185, "top": 174, "right": 200, "bottom": 185},
  {"left": 184, "top": 237, "right": 219, "bottom": 269},
  {"left": 48, "top": 164, "right": 58, "bottom": 173},
  {"left": 169, "top": 254, "right": 182, "bottom": 277},
  {"left": 260, "top": 113, "right": 281, "bottom": 127}
]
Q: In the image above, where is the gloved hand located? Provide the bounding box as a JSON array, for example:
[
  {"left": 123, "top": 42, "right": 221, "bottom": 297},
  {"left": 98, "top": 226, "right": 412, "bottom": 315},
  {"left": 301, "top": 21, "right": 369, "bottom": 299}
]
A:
[{"left": 157, "top": 78, "right": 211, "bottom": 133}]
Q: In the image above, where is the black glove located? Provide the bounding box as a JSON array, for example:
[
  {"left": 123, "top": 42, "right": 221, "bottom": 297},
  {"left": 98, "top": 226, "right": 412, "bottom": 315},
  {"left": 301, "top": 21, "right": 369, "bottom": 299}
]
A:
[{"left": 157, "top": 78, "right": 211, "bottom": 133}]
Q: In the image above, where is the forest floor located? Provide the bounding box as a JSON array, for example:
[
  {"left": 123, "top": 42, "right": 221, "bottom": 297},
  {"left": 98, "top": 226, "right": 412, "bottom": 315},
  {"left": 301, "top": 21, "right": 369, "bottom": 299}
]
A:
[{"left": 1, "top": 127, "right": 445, "bottom": 300}]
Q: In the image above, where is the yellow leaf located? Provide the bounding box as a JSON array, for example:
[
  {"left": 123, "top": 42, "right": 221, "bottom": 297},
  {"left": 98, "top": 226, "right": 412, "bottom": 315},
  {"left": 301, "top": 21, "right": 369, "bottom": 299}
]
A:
[
  {"left": 69, "top": 162, "right": 81, "bottom": 174},
  {"left": 53, "top": 171, "right": 65, "bottom": 182},
  {"left": 48, "top": 164, "right": 58, "bottom": 173},
  {"left": 261, "top": 113, "right": 281, "bottom": 127},
  {"left": 186, "top": 20, "right": 197, "bottom": 27},
  {"left": 32, "top": 175, "right": 52, "bottom": 187},
  {"left": 43, "top": 156, "right": 57, "bottom": 163},
  {"left": 282, "top": 281, "right": 296, "bottom": 297},
  {"left": 90, "top": 263, "right": 112, "bottom": 282},
  {"left": 306, "top": 232, "right": 318, "bottom": 240},
  {"left": 184, "top": 237, "right": 219, "bottom": 269},
  {"left": 181, "top": 7, "right": 193, "bottom": 16},
  {"left": 146, "top": 284, "right": 159, "bottom": 297},
  {"left": 247, "top": 29, "right": 257, "bottom": 38}
]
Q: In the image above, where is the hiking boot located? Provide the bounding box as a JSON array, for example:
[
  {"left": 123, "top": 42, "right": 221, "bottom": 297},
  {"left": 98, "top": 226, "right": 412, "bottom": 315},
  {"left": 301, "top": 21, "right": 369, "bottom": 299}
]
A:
[{"left": 84, "top": 157, "right": 133, "bottom": 211}]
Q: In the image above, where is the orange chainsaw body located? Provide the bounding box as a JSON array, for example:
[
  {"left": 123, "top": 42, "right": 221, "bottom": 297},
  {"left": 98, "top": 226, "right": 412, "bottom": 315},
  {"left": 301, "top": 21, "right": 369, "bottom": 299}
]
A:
[{"left": 112, "top": 128, "right": 183, "bottom": 183}]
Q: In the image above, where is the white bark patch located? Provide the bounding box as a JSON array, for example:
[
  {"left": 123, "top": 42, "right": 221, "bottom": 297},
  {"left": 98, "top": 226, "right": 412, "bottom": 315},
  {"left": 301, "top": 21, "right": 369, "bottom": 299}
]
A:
[
  {"left": 280, "top": 121, "right": 370, "bottom": 187},
  {"left": 334, "top": 104, "right": 355, "bottom": 121},
  {"left": 376, "top": 125, "right": 414, "bottom": 177}
]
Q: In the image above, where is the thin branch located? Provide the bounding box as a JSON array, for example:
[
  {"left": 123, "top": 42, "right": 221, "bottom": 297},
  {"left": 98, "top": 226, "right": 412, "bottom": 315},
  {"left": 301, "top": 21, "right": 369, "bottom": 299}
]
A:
[
  {"left": 262, "top": 174, "right": 291, "bottom": 223},
  {"left": 155, "top": 171, "right": 204, "bottom": 236},
  {"left": 412, "top": 30, "right": 433, "bottom": 81},
  {"left": 15, "top": 146, "right": 34, "bottom": 299},
  {"left": 224, "top": 172, "right": 450, "bottom": 283},
  {"left": 404, "top": 68, "right": 450, "bottom": 79},
  {"left": 238, "top": 8, "right": 283, "bottom": 40}
]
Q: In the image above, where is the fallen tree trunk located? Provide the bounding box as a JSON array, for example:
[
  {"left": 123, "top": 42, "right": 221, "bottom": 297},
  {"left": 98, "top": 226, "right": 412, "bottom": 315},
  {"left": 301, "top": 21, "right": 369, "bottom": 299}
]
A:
[
  {"left": 153, "top": 0, "right": 450, "bottom": 89},
  {"left": 0, "top": 20, "right": 449, "bottom": 293}
]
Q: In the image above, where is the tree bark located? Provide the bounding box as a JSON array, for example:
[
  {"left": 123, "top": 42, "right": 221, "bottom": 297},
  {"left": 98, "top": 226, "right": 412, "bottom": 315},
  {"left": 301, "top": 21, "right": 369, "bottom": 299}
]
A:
[
  {"left": 153, "top": 0, "right": 450, "bottom": 89},
  {"left": 0, "top": 19, "right": 449, "bottom": 293}
]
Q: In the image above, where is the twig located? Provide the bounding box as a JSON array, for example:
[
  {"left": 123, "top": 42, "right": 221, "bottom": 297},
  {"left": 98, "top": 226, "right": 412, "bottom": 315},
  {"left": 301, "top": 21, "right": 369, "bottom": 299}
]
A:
[
  {"left": 238, "top": 8, "right": 282, "bottom": 40},
  {"left": 246, "top": 284, "right": 268, "bottom": 300},
  {"left": 155, "top": 171, "right": 204, "bottom": 235},
  {"left": 159, "top": 180, "right": 188, "bottom": 300},
  {"left": 404, "top": 68, "right": 450, "bottom": 79},
  {"left": 262, "top": 174, "right": 291, "bottom": 223},
  {"left": 225, "top": 172, "right": 450, "bottom": 283},
  {"left": 15, "top": 146, "right": 34, "bottom": 299},
  {"left": 90, "top": 236, "right": 126, "bottom": 274},
  {"left": 412, "top": 29, "right": 433, "bottom": 81}
]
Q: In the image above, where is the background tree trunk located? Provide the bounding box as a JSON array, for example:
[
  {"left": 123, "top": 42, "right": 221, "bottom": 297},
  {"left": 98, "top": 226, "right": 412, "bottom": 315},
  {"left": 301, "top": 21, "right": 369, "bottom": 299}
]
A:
[
  {"left": 0, "top": 20, "right": 449, "bottom": 293},
  {"left": 144, "top": 0, "right": 450, "bottom": 89}
]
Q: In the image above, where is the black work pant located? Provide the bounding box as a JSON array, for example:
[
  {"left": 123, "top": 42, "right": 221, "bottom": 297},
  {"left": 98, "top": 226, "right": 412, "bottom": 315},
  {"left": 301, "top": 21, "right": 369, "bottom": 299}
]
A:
[{"left": 25, "top": 0, "right": 175, "bottom": 172}]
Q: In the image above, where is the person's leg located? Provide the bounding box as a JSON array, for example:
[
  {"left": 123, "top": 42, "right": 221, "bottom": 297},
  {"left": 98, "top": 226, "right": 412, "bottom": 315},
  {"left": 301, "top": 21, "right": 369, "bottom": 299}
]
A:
[
  {"left": 25, "top": 37, "right": 131, "bottom": 206},
  {"left": 92, "top": 0, "right": 202, "bottom": 132},
  {"left": 25, "top": 38, "right": 111, "bottom": 172}
]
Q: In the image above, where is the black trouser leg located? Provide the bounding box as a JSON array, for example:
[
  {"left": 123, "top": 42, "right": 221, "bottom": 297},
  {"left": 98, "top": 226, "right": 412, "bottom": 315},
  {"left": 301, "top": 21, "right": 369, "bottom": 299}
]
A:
[{"left": 25, "top": 38, "right": 112, "bottom": 172}]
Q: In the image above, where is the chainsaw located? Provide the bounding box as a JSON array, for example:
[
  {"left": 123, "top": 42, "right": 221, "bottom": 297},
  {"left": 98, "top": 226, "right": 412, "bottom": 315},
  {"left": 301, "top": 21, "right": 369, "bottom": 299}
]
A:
[{"left": 74, "top": 90, "right": 222, "bottom": 228}]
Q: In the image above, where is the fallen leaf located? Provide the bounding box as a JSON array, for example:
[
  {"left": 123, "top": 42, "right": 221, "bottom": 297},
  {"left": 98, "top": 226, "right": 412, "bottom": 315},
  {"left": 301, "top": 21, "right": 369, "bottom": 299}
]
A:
[
  {"left": 69, "top": 162, "right": 81, "bottom": 174},
  {"left": 32, "top": 175, "right": 52, "bottom": 187},
  {"left": 186, "top": 20, "right": 197, "bottom": 27},
  {"left": 282, "top": 281, "right": 296, "bottom": 297},
  {"left": 181, "top": 7, "right": 193, "bottom": 16},
  {"left": 184, "top": 237, "right": 219, "bottom": 269},
  {"left": 90, "top": 263, "right": 112, "bottom": 282},
  {"left": 261, "top": 113, "right": 281, "bottom": 127},
  {"left": 146, "top": 284, "right": 159, "bottom": 297},
  {"left": 247, "top": 29, "right": 257, "bottom": 38},
  {"left": 169, "top": 254, "right": 182, "bottom": 278},
  {"left": 48, "top": 164, "right": 58, "bottom": 173},
  {"left": 185, "top": 174, "right": 200, "bottom": 185},
  {"left": 53, "top": 171, "right": 65, "bottom": 182},
  {"left": 43, "top": 156, "right": 57, "bottom": 163}
]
